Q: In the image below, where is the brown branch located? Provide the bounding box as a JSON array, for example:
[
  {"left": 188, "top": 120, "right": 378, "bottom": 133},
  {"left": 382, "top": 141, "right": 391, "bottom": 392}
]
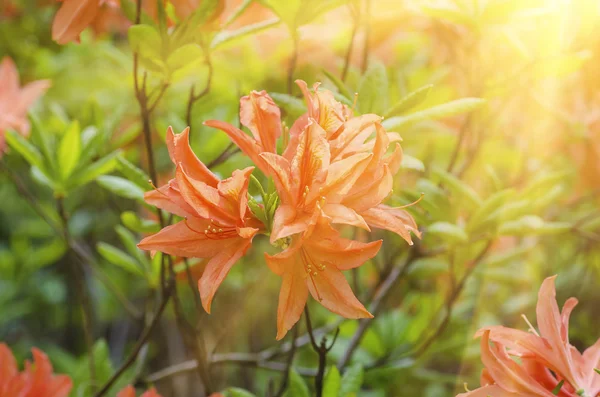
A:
[
  {"left": 304, "top": 306, "right": 338, "bottom": 397},
  {"left": 186, "top": 56, "right": 214, "bottom": 129},
  {"left": 337, "top": 247, "right": 419, "bottom": 370},
  {"left": 274, "top": 326, "right": 299, "bottom": 397},
  {"left": 206, "top": 142, "right": 240, "bottom": 169}
]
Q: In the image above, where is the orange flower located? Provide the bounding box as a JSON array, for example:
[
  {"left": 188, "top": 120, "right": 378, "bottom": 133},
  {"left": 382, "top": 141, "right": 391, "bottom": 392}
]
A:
[
  {"left": 0, "top": 343, "right": 72, "bottom": 397},
  {"left": 459, "top": 276, "right": 600, "bottom": 397},
  {"left": 138, "top": 127, "right": 262, "bottom": 313},
  {"left": 265, "top": 220, "right": 381, "bottom": 339},
  {"left": 117, "top": 385, "right": 162, "bottom": 397},
  {"left": 204, "top": 90, "right": 282, "bottom": 174},
  {"left": 0, "top": 57, "right": 50, "bottom": 156},
  {"left": 260, "top": 81, "right": 419, "bottom": 245}
]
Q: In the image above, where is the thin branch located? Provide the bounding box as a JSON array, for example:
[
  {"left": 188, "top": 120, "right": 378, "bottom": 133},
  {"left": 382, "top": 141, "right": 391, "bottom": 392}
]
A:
[
  {"left": 337, "top": 248, "right": 418, "bottom": 370},
  {"left": 206, "top": 143, "right": 240, "bottom": 169},
  {"left": 274, "top": 326, "right": 299, "bottom": 397},
  {"left": 304, "top": 306, "right": 334, "bottom": 397},
  {"left": 93, "top": 283, "right": 173, "bottom": 397},
  {"left": 186, "top": 56, "right": 214, "bottom": 128}
]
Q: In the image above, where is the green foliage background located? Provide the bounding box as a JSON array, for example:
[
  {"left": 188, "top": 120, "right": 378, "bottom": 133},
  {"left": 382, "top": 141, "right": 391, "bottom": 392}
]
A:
[{"left": 1, "top": 0, "right": 599, "bottom": 396}]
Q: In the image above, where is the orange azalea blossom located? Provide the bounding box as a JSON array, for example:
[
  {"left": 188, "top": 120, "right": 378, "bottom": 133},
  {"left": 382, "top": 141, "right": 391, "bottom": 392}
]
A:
[
  {"left": 458, "top": 276, "right": 600, "bottom": 397},
  {"left": 138, "top": 127, "right": 262, "bottom": 313},
  {"left": 208, "top": 80, "right": 419, "bottom": 245},
  {"left": 0, "top": 57, "right": 50, "bottom": 156},
  {"left": 0, "top": 343, "right": 72, "bottom": 397},
  {"left": 117, "top": 385, "right": 162, "bottom": 397},
  {"left": 266, "top": 219, "right": 381, "bottom": 339}
]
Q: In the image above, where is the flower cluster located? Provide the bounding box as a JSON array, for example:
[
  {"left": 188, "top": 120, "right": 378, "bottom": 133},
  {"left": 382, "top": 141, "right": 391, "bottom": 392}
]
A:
[
  {"left": 458, "top": 276, "right": 600, "bottom": 397},
  {"left": 139, "top": 80, "right": 420, "bottom": 338},
  {"left": 0, "top": 343, "right": 72, "bottom": 397},
  {"left": 0, "top": 57, "right": 49, "bottom": 156}
]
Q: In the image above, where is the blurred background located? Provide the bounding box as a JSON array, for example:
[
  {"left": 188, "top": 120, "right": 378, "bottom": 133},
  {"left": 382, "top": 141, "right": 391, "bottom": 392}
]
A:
[{"left": 1, "top": 0, "right": 599, "bottom": 396}]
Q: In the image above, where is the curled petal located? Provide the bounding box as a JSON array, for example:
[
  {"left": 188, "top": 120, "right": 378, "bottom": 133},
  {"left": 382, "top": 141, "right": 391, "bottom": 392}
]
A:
[
  {"left": 322, "top": 203, "right": 370, "bottom": 231},
  {"left": 270, "top": 205, "right": 313, "bottom": 243},
  {"left": 361, "top": 204, "right": 420, "bottom": 244},
  {"left": 240, "top": 90, "right": 281, "bottom": 153},
  {"left": 274, "top": 257, "right": 308, "bottom": 340},
  {"left": 144, "top": 180, "right": 196, "bottom": 218},
  {"left": 166, "top": 127, "right": 219, "bottom": 186},
  {"left": 322, "top": 152, "right": 372, "bottom": 202},
  {"left": 217, "top": 166, "right": 254, "bottom": 221},
  {"left": 259, "top": 153, "right": 293, "bottom": 205}
]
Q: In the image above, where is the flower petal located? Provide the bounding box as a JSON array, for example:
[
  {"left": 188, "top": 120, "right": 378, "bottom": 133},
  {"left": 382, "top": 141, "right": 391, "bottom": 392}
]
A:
[
  {"left": 199, "top": 238, "right": 252, "bottom": 313},
  {"left": 0, "top": 57, "right": 19, "bottom": 94},
  {"left": 52, "top": 0, "right": 99, "bottom": 44},
  {"left": 343, "top": 164, "right": 393, "bottom": 212},
  {"left": 274, "top": 255, "right": 308, "bottom": 340},
  {"left": 260, "top": 152, "right": 293, "bottom": 205},
  {"left": 270, "top": 204, "right": 313, "bottom": 242},
  {"left": 308, "top": 225, "right": 381, "bottom": 270},
  {"left": 218, "top": 166, "right": 254, "bottom": 221},
  {"left": 321, "top": 203, "right": 370, "bottom": 231},
  {"left": 361, "top": 204, "right": 420, "bottom": 244},
  {"left": 307, "top": 264, "right": 372, "bottom": 319},
  {"left": 144, "top": 180, "right": 197, "bottom": 218},
  {"left": 240, "top": 90, "right": 281, "bottom": 153},
  {"left": 138, "top": 219, "right": 239, "bottom": 258},
  {"left": 203, "top": 119, "right": 268, "bottom": 173},
  {"left": 166, "top": 126, "right": 219, "bottom": 186},
  {"left": 322, "top": 152, "right": 372, "bottom": 202},
  {"left": 456, "top": 385, "right": 518, "bottom": 397}
]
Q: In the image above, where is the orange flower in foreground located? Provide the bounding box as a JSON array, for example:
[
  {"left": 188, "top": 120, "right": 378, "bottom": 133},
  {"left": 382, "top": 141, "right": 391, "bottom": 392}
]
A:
[
  {"left": 0, "top": 344, "right": 72, "bottom": 397},
  {"left": 138, "top": 127, "right": 262, "bottom": 313},
  {"left": 117, "top": 385, "right": 162, "bottom": 397},
  {"left": 458, "top": 276, "right": 600, "bottom": 397},
  {"left": 0, "top": 57, "right": 50, "bottom": 156},
  {"left": 266, "top": 220, "right": 381, "bottom": 339}
]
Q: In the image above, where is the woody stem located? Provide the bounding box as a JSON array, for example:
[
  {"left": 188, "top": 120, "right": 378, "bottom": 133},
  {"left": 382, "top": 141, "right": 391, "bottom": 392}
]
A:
[{"left": 304, "top": 306, "right": 327, "bottom": 397}]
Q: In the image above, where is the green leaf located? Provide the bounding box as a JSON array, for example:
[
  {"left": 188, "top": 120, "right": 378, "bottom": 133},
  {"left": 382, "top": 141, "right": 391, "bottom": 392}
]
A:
[
  {"left": 223, "top": 0, "right": 253, "bottom": 28},
  {"left": 29, "top": 112, "right": 56, "bottom": 172},
  {"left": 432, "top": 167, "right": 482, "bottom": 209},
  {"left": 270, "top": 92, "right": 307, "bottom": 120},
  {"left": 401, "top": 155, "right": 425, "bottom": 172},
  {"left": 408, "top": 258, "right": 449, "bottom": 279},
  {"left": 426, "top": 222, "right": 468, "bottom": 243},
  {"left": 212, "top": 18, "right": 281, "bottom": 49},
  {"left": 467, "top": 189, "right": 516, "bottom": 232},
  {"left": 23, "top": 239, "right": 67, "bottom": 271},
  {"left": 384, "top": 84, "right": 433, "bottom": 118},
  {"left": 168, "top": 43, "right": 204, "bottom": 72},
  {"left": 322, "top": 68, "right": 353, "bottom": 100},
  {"left": 284, "top": 369, "right": 310, "bottom": 397},
  {"left": 5, "top": 130, "right": 44, "bottom": 169},
  {"left": 97, "top": 242, "right": 145, "bottom": 277},
  {"left": 58, "top": 121, "right": 81, "bottom": 180},
  {"left": 339, "top": 364, "right": 364, "bottom": 396},
  {"left": 323, "top": 366, "right": 341, "bottom": 397},
  {"left": 115, "top": 225, "right": 146, "bottom": 264},
  {"left": 383, "top": 98, "right": 485, "bottom": 130},
  {"left": 121, "top": 211, "right": 160, "bottom": 234},
  {"left": 69, "top": 150, "right": 121, "bottom": 188},
  {"left": 498, "top": 216, "right": 570, "bottom": 236},
  {"left": 225, "top": 388, "right": 257, "bottom": 397},
  {"left": 128, "top": 24, "right": 162, "bottom": 55},
  {"left": 116, "top": 155, "right": 151, "bottom": 190},
  {"left": 96, "top": 175, "right": 145, "bottom": 202},
  {"left": 358, "top": 62, "right": 388, "bottom": 114},
  {"left": 247, "top": 196, "right": 268, "bottom": 228}
]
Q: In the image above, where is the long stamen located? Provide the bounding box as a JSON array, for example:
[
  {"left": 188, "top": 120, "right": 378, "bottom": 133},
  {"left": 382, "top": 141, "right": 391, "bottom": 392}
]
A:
[
  {"left": 394, "top": 193, "right": 425, "bottom": 209},
  {"left": 521, "top": 314, "right": 540, "bottom": 337}
]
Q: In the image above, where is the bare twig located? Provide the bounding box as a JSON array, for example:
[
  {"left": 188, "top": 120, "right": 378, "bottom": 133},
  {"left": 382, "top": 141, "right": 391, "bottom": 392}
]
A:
[
  {"left": 186, "top": 55, "right": 214, "bottom": 128},
  {"left": 304, "top": 306, "right": 338, "bottom": 397},
  {"left": 206, "top": 142, "right": 240, "bottom": 169},
  {"left": 337, "top": 248, "right": 418, "bottom": 369},
  {"left": 274, "top": 326, "right": 299, "bottom": 397}
]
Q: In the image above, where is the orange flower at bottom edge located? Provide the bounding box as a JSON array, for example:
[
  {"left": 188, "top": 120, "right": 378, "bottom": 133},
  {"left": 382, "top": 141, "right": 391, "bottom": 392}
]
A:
[
  {"left": 265, "top": 220, "right": 382, "bottom": 340},
  {"left": 117, "top": 385, "right": 162, "bottom": 397},
  {"left": 0, "top": 343, "right": 72, "bottom": 397},
  {"left": 458, "top": 276, "right": 600, "bottom": 397}
]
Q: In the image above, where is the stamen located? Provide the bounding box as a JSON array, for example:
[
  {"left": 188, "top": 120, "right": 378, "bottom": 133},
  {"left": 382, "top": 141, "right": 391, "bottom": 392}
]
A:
[
  {"left": 521, "top": 314, "right": 540, "bottom": 337},
  {"left": 351, "top": 92, "right": 359, "bottom": 114},
  {"left": 463, "top": 383, "right": 470, "bottom": 392},
  {"left": 394, "top": 193, "right": 425, "bottom": 209}
]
